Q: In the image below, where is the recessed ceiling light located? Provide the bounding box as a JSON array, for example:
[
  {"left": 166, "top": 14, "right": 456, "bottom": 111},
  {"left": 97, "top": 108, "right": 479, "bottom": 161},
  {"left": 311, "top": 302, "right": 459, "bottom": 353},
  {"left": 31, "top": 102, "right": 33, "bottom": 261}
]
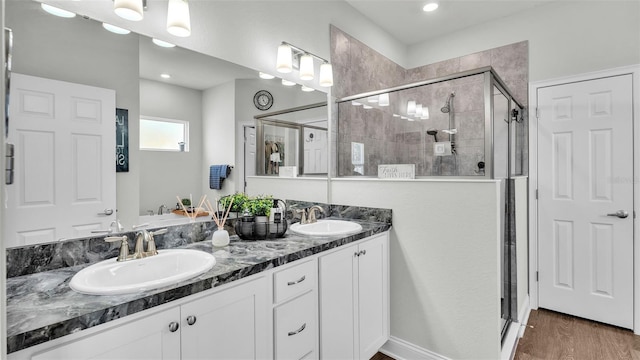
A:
[
  {"left": 259, "top": 72, "right": 275, "bottom": 80},
  {"left": 363, "top": 105, "right": 373, "bottom": 110},
  {"left": 102, "top": 23, "right": 131, "bottom": 35},
  {"left": 352, "top": 101, "right": 363, "bottom": 106},
  {"left": 160, "top": 73, "right": 171, "bottom": 79},
  {"left": 301, "top": 85, "right": 315, "bottom": 92},
  {"left": 152, "top": 38, "right": 176, "bottom": 48},
  {"left": 41, "top": 3, "right": 76, "bottom": 18},
  {"left": 281, "top": 79, "right": 296, "bottom": 86},
  {"left": 423, "top": 2, "right": 439, "bottom": 12}
]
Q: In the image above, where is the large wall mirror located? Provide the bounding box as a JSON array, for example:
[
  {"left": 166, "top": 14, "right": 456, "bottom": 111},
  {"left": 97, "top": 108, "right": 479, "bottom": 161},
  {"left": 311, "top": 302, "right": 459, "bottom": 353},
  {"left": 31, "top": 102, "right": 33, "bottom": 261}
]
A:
[{"left": 4, "top": 0, "right": 330, "bottom": 247}]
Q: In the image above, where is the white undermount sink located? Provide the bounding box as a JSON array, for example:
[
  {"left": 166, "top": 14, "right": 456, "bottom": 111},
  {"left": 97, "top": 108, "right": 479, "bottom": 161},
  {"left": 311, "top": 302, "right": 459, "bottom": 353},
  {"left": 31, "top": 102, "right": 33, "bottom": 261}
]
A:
[
  {"left": 69, "top": 249, "right": 216, "bottom": 296},
  {"left": 289, "top": 219, "right": 363, "bottom": 236}
]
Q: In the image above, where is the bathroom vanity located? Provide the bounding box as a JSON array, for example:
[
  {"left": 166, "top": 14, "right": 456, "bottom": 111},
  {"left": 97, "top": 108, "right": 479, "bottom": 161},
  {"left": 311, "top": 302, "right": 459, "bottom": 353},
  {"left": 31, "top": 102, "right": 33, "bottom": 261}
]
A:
[{"left": 6, "top": 212, "right": 390, "bottom": 360}]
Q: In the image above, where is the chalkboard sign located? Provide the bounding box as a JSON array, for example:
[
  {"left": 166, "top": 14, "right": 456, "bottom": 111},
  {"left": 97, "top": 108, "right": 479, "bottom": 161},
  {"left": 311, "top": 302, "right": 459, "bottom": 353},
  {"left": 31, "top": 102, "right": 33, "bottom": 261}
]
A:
[{"left": 116, "top": 108, "right": 129, "bottom": 172}]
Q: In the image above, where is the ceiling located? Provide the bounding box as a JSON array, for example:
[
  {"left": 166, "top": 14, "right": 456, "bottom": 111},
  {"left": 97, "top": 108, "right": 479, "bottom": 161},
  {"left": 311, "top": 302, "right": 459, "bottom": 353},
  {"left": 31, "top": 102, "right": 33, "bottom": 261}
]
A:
[
  {"left": 345, "top": 0, "right": 557, "bottom": 45},
  {"left": 138, "top": 36, "right": 257, "bottom": 91}
]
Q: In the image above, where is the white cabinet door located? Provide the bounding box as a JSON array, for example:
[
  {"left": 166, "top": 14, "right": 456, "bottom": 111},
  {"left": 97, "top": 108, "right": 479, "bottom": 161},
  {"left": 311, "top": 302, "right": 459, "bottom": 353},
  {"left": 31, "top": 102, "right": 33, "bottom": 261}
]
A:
[
  {"left": 318, "top": 243, "right": 357, "bottom": 360},
  {"left": 318, "top": 234, "right": 389, "bottom": 360},
  {"left": 31, "top": 307, "right": 181, "bottom": 360},
  {"left": 274, "top": 291, "right": 317, "bottom": 360},
  {"left": 180, "top": 277, "right": 270, "bottom": 360},
  {"left": 357, "top": 235, "right": 389, "bottom": 360}
]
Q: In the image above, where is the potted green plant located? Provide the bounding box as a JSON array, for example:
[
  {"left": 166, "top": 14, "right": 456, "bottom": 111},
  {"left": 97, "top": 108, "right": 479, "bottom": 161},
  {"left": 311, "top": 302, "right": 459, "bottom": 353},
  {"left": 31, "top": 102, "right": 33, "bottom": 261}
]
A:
[
  {"left": 247, "top": 195, "right": 273, "bottom": 219},
  {"left": 219, "top": 192, "right": 249, "bottom": 217}
]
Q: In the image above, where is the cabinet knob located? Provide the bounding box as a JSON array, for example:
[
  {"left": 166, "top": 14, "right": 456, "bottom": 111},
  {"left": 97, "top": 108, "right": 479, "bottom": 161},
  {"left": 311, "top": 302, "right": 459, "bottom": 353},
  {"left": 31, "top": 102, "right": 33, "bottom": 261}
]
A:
[
  {"left": 287, "top": 323, "right": 307, "bottom": 336},
  {"left": 168, "top": 322, "right": 180, "bottom": 332},
  {"left": 186, "top": 315, "right": 197, "bottom": 326}
]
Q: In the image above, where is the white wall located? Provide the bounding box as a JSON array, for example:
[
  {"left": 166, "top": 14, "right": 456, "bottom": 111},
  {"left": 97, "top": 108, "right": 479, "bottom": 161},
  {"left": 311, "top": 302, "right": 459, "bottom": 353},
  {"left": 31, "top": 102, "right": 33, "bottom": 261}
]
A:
[
  {"left": 332, "top": 179, "right": 502, "bottom": 359},
  {"left": 6, "top": 0, "right": 140, "bottom": 229},
  {"left": 246, "top": 177, "right": 329, "bottom": 203},
  {"left": 139, "top": 79, "right": 203, "bottom": 215},
  {"left": 203, "top": 81, "right": 237, "bottom": 200},
  {"left": 407, "top": 1, "right": 640, "bottom": 82}
]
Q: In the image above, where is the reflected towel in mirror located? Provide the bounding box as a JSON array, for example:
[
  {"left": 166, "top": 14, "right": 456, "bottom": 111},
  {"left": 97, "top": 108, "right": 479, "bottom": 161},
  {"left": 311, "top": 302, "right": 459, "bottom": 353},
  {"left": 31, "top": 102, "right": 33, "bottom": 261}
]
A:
[{"left": 209, "top": 165, "right": 232, "bottom": 190}]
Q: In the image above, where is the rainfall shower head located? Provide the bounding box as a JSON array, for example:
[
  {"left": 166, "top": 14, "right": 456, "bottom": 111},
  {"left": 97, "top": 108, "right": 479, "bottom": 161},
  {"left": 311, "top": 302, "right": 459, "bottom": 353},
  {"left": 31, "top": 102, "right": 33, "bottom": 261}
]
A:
[{"left": 441, "top": 92, "right": 455, "bottom": 113}]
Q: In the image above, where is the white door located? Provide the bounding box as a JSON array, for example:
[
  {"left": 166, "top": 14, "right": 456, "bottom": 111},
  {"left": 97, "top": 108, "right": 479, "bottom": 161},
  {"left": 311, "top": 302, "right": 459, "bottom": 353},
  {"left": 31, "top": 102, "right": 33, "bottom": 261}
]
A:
[
  {"left": 244, "top": 126, "right": 256, "bottom": 192},
  {"left": 303, "top": 128, "right": 328, "bottom": 174},
  {"left": 537, "top": 74, "right": 633, "bottom": 329},
  {"left": 6, "top": 73, "right": 116, "bottom": 246}
]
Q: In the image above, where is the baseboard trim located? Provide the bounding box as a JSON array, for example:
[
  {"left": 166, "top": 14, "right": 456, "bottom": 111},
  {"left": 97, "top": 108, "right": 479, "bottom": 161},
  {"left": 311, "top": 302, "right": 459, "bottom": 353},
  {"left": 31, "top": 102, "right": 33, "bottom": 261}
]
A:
[
  {"left": 517, "top": 296, "right": 531, "bottom": 339},
  {"left": 380, "top": 336, "right": 451, "bottom": 360}
]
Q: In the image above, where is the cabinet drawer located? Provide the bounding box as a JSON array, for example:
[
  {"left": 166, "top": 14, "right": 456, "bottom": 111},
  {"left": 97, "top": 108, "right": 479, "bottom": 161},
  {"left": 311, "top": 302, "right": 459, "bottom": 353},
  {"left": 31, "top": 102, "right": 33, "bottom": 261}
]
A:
[
  {"left": 274, "top": 291, "right": 317, "bottom": 360},
  {"left": 273, "top": 259, "right": 316, "bottom": 303}
]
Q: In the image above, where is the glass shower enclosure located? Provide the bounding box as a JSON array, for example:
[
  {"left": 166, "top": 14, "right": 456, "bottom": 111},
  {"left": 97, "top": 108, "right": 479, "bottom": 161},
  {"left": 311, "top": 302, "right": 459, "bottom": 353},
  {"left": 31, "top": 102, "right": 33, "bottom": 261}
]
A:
[{"left": 335, "top": 67, "right": 527, "bottom": 339}]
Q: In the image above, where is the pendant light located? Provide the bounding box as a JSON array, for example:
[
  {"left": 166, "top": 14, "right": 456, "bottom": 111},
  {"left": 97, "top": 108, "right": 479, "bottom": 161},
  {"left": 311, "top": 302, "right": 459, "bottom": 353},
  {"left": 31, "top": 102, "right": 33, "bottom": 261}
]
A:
[
  {"left": 379, "top": 93, "right": 390, "bottom": 107},
  {"left": 114, "top": 0, "right": 144, "bottom": 21},
  {"left": 407, "top": 101, "right": 416, "bottom": 115},
  {"left": 167, "top": 0, "right": 191, "bottom": 37},
  {"left": 299, "top": 54, "right": 314, "bottom": 80},
  {"left": 276, "top": 44, "right": 293, "bottom": 73},
  {"left": 319, "top": 63, "right": 333, "bottom": 87}
]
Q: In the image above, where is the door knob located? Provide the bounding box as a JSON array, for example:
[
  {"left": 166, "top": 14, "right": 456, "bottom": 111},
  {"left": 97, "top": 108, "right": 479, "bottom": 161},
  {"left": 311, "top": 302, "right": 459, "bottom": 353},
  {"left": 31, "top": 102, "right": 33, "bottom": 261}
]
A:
[
  {"left": 98, "top": 209, "right": 114, "bottom": 216},
  {"left": 606, "top": 210, "right": 629, "bottom": 219}
]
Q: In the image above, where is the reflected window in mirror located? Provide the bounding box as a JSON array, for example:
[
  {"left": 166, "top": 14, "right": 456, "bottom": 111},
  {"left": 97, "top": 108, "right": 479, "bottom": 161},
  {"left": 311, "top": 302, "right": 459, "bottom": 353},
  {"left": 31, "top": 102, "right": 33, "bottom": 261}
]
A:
[{"left": 140, "top": 116, "right": 189, "bottom": 152}]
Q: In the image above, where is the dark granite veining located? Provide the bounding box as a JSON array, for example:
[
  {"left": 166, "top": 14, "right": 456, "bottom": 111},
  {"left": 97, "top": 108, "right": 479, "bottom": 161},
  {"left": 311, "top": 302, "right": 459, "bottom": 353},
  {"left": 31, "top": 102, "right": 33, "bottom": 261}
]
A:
[{"left": 6, "top": 203, "right": 391, "bottom": 354}]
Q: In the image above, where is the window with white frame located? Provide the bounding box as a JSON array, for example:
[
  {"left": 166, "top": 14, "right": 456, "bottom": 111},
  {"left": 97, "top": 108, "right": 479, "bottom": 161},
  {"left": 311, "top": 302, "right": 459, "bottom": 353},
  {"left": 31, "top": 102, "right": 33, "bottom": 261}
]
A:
[{"left": 139, "top": 116, "right": 189, "bottom": 151}]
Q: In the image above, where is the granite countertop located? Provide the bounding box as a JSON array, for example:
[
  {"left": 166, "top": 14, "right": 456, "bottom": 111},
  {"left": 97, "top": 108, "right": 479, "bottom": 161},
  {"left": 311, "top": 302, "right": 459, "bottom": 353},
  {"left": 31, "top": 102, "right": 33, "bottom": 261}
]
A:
[{"left": 6, "top": 218, "right": 391, "bottom": 354}]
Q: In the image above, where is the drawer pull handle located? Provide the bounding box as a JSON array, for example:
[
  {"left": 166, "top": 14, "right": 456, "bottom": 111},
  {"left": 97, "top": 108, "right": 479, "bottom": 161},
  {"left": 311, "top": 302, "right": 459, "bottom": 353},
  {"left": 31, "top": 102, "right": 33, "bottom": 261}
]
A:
[
  {"left": 288, "top": 323, "right": 306, "bottom": 336},
  {"left": 168, "top": 322, "right": 179, "bottom": 333},
  {"left": 287, "top": 275, "right": 306, "bottom": 286}
]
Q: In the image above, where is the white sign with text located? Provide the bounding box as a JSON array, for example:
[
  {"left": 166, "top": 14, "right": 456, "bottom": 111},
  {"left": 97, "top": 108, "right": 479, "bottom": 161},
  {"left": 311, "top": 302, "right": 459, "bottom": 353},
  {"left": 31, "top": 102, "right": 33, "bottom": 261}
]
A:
[{"left": 377, "top": 164, "right": 415, "bottom": 179}]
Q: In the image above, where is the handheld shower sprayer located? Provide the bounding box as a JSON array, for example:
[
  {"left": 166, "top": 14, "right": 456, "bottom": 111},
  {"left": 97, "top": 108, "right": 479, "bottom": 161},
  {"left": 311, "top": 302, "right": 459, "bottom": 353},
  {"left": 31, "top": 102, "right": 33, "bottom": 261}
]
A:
[
  {"left": 427, "top": 129, "right": 438, "bottom": 142},
  {"left": 441, "top": 91, "right": 455, "bottom": 113}
]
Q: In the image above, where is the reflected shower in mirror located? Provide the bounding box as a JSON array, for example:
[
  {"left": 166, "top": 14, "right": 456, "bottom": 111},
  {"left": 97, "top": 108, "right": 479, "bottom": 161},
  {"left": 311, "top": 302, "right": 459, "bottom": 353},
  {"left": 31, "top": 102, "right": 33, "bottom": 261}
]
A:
[{"left": 256, "top": 103, "right": 328, "bottom": 176}]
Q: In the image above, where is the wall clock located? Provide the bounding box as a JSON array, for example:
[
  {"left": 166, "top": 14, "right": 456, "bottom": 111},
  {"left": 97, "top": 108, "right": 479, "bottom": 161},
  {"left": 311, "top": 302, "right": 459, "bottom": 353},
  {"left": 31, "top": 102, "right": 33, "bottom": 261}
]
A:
[{"left": 253, "top": 90, "right": 273, "bottom": 111}]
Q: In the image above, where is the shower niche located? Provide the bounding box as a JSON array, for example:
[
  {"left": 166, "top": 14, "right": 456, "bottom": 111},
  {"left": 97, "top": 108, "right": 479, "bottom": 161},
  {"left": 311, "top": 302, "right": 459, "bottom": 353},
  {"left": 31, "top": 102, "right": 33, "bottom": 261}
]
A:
[{"left": 336, "top": 66, "right": 527, "bottom": 340}]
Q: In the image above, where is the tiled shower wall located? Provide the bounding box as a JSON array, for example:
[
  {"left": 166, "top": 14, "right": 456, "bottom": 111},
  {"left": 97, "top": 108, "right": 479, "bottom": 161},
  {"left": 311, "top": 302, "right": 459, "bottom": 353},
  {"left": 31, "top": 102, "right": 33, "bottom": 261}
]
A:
[{"left": 330, "top": 25, "right": 529, "bottom": 177}]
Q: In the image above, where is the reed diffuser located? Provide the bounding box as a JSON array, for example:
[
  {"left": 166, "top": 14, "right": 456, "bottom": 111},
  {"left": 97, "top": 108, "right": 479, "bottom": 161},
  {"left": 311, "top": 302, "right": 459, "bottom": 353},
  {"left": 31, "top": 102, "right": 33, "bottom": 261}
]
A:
[{"left": 206, "top": 198, "right": 234, "bottom": 247}]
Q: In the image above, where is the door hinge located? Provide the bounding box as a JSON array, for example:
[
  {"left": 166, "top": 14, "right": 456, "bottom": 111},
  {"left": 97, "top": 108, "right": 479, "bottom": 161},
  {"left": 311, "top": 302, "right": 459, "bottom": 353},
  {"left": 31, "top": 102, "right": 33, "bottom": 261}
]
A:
[
  {"left": 536, "top": 271, "right": 539, "bottom": 282},
  {"left": 634, "top": 210, "right": 637, "bottom": 219},
  {"left": 5, "top": 143, "right": 15, "bottom": 185},
  {"left": 535, "top": 189, "right": 538, "bottom": 200}
]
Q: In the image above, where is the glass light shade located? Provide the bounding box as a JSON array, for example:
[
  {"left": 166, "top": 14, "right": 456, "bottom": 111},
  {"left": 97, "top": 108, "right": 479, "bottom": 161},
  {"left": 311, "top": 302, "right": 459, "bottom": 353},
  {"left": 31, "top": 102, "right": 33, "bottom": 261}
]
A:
[
  {"left": 281, "top": 79, "right": 296, "bottom": 86},
  {"left": 393, "top": 114, "right": 400, "bottom": 118},
  {"left": 407, "top": 100, "right": 416, "bottom": 115},
  {"left": 367, "top": 96, "right": 379, "bottom": 103},
  {"left": 41, "top": 3, "right": 76, "bottom": 18},
  {"left": 161, "top": 73, "right": 171, "bottom": 79},
  {"left": 276, "top": 44, "right": 293, "bottom": 73},
  {"left": 363, "top": 105, "right": 373, "bottom": 110},
  {"left": 421, "top": 107, "right": 430, "bottom": 119},
  {"left": 259, "top": 72, "right": 275, "bottom": 79},
  {"left": 379, "top": 93, "right": 390, "bottom": 106},
  {"left": 114, "top": 0, "right": 143, "bottom": 21},
  {"left": 167, "top": 0, "right": 191, "bottom": 37},
  {"left": 301, "top": 85, "right": 315, "bottom": 92},
  {"left": 299, "top": 54, "right": 314, "bottom": 81},
  {"left": 352, "top": 101, "right": 363, "bottom": 106},
  {"left": 416, "top": 104, "right": 423, "bottom": 117},
  {"left": 102, "top": 23, "right": 131, "bottom": 35},
  {"left": 152, "top": 38, "right": 176, "bottom": 48},
  {"left": 319, "top": 63, "right": 333, "bottom": 87}
]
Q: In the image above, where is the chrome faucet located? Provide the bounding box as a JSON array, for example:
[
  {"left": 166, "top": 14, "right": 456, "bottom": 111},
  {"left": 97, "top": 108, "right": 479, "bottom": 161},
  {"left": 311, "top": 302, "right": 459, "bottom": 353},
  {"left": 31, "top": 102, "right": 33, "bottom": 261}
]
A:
[
  {"left": 307, "top": 205, "right": 324, "bottom": 224},
  {"left": 158, "top": 204, "right": 169, "bottom": 215},
  {"left": 104, "top": 228, "right": 167, "bottom": 262}
]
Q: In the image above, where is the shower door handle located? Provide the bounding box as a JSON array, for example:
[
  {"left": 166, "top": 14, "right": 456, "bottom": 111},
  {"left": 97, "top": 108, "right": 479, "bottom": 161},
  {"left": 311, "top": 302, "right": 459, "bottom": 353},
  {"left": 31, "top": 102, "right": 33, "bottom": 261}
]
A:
[{"left": 606, "top": 210, "right": 629, "bottom": 219}]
